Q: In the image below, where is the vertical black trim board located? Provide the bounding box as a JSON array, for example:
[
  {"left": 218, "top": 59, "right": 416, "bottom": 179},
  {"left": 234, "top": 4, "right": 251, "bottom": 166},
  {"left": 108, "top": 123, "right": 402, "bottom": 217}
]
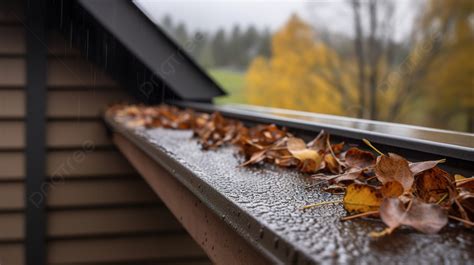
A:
[{"left": 25, "top": 0, "right": 47, "bottom": 264}]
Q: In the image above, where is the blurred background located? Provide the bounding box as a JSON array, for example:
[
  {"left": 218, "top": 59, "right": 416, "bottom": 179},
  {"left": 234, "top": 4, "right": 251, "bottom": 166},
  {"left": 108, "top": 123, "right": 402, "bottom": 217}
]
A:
[{"left": 135, "top": 0, "right": 473, "bottom": 133}]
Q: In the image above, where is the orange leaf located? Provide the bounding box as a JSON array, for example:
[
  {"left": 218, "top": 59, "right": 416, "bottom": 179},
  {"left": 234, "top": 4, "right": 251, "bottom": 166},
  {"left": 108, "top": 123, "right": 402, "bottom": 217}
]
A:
[{"left": 380, "top": 181, "right": 404, "bottom": 198}]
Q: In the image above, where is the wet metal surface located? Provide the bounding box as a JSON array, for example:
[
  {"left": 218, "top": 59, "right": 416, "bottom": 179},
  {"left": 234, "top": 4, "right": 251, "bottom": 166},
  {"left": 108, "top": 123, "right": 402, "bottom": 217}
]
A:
[
  {"left": 226, "top": 104, "right": 474, "bottom": 148},
  {"left": 108, "top": 118, "right": 473, "bottom": 265}
]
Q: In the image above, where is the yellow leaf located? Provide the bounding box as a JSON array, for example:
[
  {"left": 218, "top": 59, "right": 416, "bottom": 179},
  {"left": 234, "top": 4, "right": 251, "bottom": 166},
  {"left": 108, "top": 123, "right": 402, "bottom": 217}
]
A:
[{"left": 343, "top": 183, "right": 382, "bottom": 213}]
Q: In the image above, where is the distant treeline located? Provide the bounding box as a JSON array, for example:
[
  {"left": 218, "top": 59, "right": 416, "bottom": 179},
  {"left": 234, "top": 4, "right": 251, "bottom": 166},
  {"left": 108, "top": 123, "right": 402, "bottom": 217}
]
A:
[{"left": 160, "top": 15, "right": 272, "bottom": 70}]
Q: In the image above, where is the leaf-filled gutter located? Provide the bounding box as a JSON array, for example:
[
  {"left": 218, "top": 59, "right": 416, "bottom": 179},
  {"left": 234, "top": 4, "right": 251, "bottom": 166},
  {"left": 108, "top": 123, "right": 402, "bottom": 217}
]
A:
[{"left": 107, "top": 104, "right": 474, "bottom": 236}]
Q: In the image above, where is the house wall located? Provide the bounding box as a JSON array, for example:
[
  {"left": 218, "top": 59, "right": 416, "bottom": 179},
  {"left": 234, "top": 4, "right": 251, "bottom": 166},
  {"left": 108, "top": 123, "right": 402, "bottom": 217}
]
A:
[{"left": 0, "top": 1, "right": 210, "bottom": 264}]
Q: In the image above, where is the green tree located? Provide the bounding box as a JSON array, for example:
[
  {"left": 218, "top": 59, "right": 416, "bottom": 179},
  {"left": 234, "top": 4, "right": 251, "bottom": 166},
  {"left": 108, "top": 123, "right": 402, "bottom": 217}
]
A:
[
  {"left": 211, "top": 29, "right": 228, "bottom": 67},
  {"left": 257, "top": 28, "right": 272, "bottom": 58},
  {"left": 239, "top": 26, "right": 259, "bottom": 67},
  {"left": 229, "top": 25, "right": 243, "bottom": 68}
]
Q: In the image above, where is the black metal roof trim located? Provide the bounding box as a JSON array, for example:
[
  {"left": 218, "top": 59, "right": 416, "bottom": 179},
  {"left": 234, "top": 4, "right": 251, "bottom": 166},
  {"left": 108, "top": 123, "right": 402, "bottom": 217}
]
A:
[
  {"left": 105, "top": 114, "right": 473, "bottom": 265},
  {"left": 77, "top": 0, "right": 225, "bottom": 101}
]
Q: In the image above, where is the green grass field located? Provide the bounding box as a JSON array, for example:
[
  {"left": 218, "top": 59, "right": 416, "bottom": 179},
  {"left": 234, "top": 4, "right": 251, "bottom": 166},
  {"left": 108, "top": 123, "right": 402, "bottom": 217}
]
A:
[{"left": 208, "top": 69, "right": 246, "bottom": 104}]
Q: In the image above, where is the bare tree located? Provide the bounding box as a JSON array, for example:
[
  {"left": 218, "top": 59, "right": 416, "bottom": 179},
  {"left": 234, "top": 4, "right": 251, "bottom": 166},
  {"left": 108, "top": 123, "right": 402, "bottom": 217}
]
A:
[
  {"left": 310, "top": 0, "right": 398, "bottom": 120},
  {"left": 351, "top": 0, "right": 367, "bottom": 118}
]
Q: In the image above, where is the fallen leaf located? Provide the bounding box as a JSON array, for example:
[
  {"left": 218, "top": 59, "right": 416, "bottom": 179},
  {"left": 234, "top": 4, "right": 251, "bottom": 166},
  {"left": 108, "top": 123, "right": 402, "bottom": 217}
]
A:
[
  {"left": 378, "top": 198, "right": 448, "bottom": 234},
  {"left": 324, "top": 153, "right": 342, "bottom": 174},
  {"left": 240, "top": 150, "right": 266, "bottom": 167},
  {"left": 456, "top": 190, "right": 474, "bottom": 221},
  {"left": 344, "top": 148, "right": 375, "bottom": 169},
  {"left": 375, "top": 153, "right": 414, "bottom": 192},
  {"left": 414, "top": 167, "right": 455, "bottom": 204},
  {"left": 287, "top": 138, "right": 310, "bottom": 156},
  {"left": 298, "top": 158, "right": 323, "bottom": 173},
  {"left": 409, "top": 159, "right": 446, "bottom": 175},
  {"left": 307, "top": 130, "right": 329, "bottom": 151},
  {"left": 343, "top": 183, "right": 382, "bottom": 213},
  {"left": 331, "top": 142, "right": 345, "bottom": 154},
  {"left": 287, "top": 137, "right": 323, "bottom": 173},
  {"left": 381, "top": 181, "right": 404, "bottom": 198},
  {"left": 333, "top": 169, "right": 365, "bottom": 183}
]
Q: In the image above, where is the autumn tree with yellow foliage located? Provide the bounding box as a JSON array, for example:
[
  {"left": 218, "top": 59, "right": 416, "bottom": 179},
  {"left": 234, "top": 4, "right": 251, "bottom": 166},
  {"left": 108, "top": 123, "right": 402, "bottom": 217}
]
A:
[{"left": 245, "top": 15, "right": 348, "bottom": 116}]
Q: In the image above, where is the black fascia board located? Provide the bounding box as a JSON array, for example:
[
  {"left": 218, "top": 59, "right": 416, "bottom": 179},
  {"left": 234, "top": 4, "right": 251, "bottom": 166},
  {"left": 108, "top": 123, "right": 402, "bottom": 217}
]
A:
[{"left": 77, "top": 0, "right": 226, "bottom": 101}]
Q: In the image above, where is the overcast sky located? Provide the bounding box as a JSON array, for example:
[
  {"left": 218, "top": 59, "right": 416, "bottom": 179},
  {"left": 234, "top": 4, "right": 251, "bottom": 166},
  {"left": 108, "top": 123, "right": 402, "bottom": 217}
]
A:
[{"left": 134, "top": 0, "right": 421, "bottom": 42}]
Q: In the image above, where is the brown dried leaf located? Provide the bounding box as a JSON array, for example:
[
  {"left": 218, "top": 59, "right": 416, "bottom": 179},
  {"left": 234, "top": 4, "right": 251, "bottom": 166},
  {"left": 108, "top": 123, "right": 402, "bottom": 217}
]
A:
[
  {"left": 343, "top": 183, "right": 382, "bottom": 213},
  {"left": 375, "top": 153, "right": 414, "bottom": 192},
  {"left": 378, "top": 198, "right": 448, "bottom": 234},
  {"left": 414, "top": 167, "right": 455, "bottom": 204},
  {"left": 239, "top": 150, "right": 266, "bottom": 167},
  {"left": 344, "top": 148, "right": 375, "bottom": 169},
  {"left": 307, "top": 130, "right": 329, "bottom": 151},
  {"left": 456, "top": 190, "right": 474, "bottom": 221},
  {"left": 333, "top": 169, "right": 365, "bottom": 183},
  {"left": 409, "top": 159, "right": 446, "bottom": 175}
]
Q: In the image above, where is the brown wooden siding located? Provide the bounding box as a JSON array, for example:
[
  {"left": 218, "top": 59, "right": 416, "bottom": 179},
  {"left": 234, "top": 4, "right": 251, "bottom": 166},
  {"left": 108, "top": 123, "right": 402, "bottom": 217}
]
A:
[
  {"left": 47, "top": 235, "right": 208, "bottom": 264},
  {"left": 0, "top": 121, "right": 23, "bottom": 149},
  {"left": 0, "top": 0, "right": 25, "bottom": 264},
  {"left": 0, "top": 1, "right": 210, "bottom": 264},
  {"left": 0, "top": 90, "right": 24, "bottom": 117},
  {"left": 0, "top": 152, "right": 24, "bottom": 180},
  {"left": 42, "top": 39, "right": 209, "bottom": 265},
  {"left": 0, "top": 4, "right": 26, "bottom": 265},
  {"left": 0, "top": 244, "right": 24, "bottom": 265},
  {"left": 0, "top": 179, "right": 159, "bottom": 210}
]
